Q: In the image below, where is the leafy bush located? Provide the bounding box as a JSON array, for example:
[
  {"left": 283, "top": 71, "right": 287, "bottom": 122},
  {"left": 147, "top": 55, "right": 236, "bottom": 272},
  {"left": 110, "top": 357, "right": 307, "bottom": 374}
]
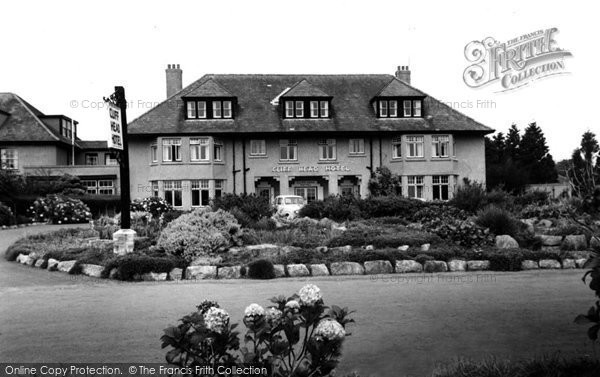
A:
[
  {"left": 131, "top": 197, "right": 172, "bottom": 218},
  {"left": 101, "top": 252, "right": 183, "bottom": 280},
  {"left": 28, "top": 194, "right": 91, "bottom": 224},
  {"left": 0, "top": 202, "right": 15, "bottom": 226},
  {"left": 520, "top": 201, "right": 572, "bottom": 219},
  {"left": 161, "top": 285, "right": 354, "bottom": 376},
  {"left": 4, "top": 228, "right": 99, "bottom": 261},
  {"left": 212, "top": 193, "right": 274, "bottom": 225},
  {"left": 410, "top": 203, "right": 469, "bottom": 223},
  {"left": 359, "top": 196, "right": 424, "bottom": 219},
  {"left": 451, "top": 179, "right": 488, "bottom": 213},
  {"left": 327, "top": 225, "right": 439, "bottom": 248},
  {"left": 299, "top": 195, "right": 362, "bottom": 222},
  {"left": 514, "top": 190, "right": 550, "bottom": 207},
  {"left": 485, "top": 188, "right": 514, "bottom": 209},
  {"left": 247, "top": 259, "right": 276, "bottom": 279},
  {"left": 157, "top": 208, "right": 242, "bottom": 262},
  {"left": 476, "top": 205, "right": 520, "bottom": 237},
  {"left": 299, "top": 195, "right": 424, "bottom": 221},
  {"left": 368, "top": 166, "right": 401, "bottom": 196},
  {"left": 159, "top": 210, "right": 185, "bottom": 225}
]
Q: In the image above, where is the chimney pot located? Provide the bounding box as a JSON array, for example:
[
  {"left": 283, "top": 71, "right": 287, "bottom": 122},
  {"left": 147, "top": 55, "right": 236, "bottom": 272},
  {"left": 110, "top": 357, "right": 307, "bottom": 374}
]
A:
[
  {"left": 165, "top": 64, "right": 183, "bottom": 98},
  {"left": 395, "top": 65, "right": 411, "bottom": 84}
]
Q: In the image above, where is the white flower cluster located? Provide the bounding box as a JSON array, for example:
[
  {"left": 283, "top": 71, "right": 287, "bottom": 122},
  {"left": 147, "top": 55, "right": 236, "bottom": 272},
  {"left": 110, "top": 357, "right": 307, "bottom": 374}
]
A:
[
  {"left": 314, "top": 319, "right": 346, "bottom": 341},
  {"left": 285, "top": 300, "right": 300, "bottom": 312},
  {"left": 265, "top": 307, "right": 283, "bottom": 326},
  {"left": 298, "top": 284, "right": 322, "bottom": 306},
  {"left": 203, "top": 307, "right": 230, "bottom": 334},
  {"left": 244, "top": 303, "right": 266, "bottom": 317}
]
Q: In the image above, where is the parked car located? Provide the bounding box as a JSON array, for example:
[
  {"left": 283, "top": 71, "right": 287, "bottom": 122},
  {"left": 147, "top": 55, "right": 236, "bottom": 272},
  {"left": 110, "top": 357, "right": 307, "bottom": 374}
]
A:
[{"left": 274, "top": 195, "right": 305, "bottom": 219}]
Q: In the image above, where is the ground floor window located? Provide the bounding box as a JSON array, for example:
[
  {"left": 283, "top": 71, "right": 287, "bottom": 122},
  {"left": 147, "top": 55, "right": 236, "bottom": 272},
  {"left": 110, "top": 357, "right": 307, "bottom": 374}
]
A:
[
  {"left": 151, "top": 181, "right": 159, "bottom": 197},
  {"left": 81, "top": 179, "right": 114, "bottom": 195},
  {"left": 215, "top": 180, "right": 224, "bottom": 198},
  {"left": 81, "top": 180, "right": 97, "bottom": 194},
  {"left": 257, "top": 187, "right": 271, "bottom": 199},
  {"left": 191, "top": 180, "right": 210, "bottom": 207},
  {"left": 340, "top": 185, "right": 359, "bottom": 197},
  {"left": 407, "top": 176, "right": 424, "bottom": 199},
  {"left": 0, "top": 149, "right": 18, "bottom": 170},
  {"left": 432, "top": 175, "right": 449, "bottom": 200},
  {"left": 294, "top": 187, "right": 317, "bottom": 203},
  {"left": 164, "top": 180, "right": 183, "bottom": 207}
]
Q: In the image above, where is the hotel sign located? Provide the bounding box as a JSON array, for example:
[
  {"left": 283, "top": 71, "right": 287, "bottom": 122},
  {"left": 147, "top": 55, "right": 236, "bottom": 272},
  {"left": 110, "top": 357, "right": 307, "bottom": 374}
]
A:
[
  {"left": 272, "top": 165, "right": 351, "bottom": 173},
  {"left": 107, "top": 102, "right": 123, "bottom": 150}
]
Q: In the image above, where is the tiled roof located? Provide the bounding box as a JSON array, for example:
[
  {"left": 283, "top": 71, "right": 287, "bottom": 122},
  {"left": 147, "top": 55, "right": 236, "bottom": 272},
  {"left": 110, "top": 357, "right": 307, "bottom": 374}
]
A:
[
  {"left": 128, "top": 74, "right": 493, "bottom": 135},
  {"left": 0, "top": 93, "right": 62, "bottom": 142},
  {"left": 283, "top": 79, "right": 331, "bottom": 97},
  {"left": 182, "top": 78, "right": 234, "bottom": 97},
  {"left": 376, "top": 77, "right": 425, "bottom": 97}
]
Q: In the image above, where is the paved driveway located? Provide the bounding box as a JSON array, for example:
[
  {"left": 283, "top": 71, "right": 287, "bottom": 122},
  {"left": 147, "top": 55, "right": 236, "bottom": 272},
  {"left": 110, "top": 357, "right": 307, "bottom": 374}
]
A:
[{"left": 0, "top": 226, "right": 594, "bottom": 376}]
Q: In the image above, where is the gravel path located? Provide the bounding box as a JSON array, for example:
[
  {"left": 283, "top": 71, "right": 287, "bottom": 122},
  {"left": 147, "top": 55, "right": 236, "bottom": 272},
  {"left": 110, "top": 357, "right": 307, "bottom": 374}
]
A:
[{"left": 0, "top": 225, "right": 594, "bottom": 376}]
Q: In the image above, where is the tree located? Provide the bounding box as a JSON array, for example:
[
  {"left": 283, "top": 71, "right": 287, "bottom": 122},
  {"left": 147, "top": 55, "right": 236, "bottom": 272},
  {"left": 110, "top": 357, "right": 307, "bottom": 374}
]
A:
[
  {"left": 505, "top": 124, "right": 521, "bottom": 163},
  {"left": 368, "top": 166, "right": 401, "bottom": 196},
  {"left": 568, "top": 131, "right": 600, "bottom": 206},
  {"left": 519, "top": 122, "right": 558, "bottom": 184}
]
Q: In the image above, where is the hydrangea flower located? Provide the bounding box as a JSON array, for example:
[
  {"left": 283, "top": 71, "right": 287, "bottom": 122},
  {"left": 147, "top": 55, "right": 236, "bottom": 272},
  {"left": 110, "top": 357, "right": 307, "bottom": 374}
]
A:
[
  {"left": 314, "top": 319, "right": 346, "bottom": 341},
  {"left": 285, "top": 300, "right": 300, "bottom": 311},
  {"left": 203, "top": 307, "right": 229, "bottom": 334},
  {"left": 244, "top": 303, "right": 266, "bottom": 317},
  {"left": 298, "top": 284, "right": 322, "bottom": 306},
  {"left": 265, "top": 307, "right": 283, "bottom": 326}
]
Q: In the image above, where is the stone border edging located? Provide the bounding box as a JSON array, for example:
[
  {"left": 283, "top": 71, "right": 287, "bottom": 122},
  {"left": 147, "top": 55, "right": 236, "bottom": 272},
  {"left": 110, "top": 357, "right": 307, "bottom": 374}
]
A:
[
  {"left": 13, "top": 254, "right": 589, "bottom": 282},
  {"left": 1, "top": 222, "right": 49, "bottom": 231}
]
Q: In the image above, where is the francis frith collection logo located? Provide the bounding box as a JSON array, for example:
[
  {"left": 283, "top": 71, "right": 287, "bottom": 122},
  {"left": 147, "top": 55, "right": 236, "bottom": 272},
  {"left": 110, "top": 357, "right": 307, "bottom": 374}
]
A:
[{"left": 463, "top": 27, "right": 572, "bottom": 92}]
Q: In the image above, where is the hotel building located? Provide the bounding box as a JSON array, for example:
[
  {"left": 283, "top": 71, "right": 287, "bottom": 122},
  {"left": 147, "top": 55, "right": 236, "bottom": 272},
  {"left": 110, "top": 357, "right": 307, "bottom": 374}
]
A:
[{"left": 127, "top": 65, "right": 493, "bottom": 209}]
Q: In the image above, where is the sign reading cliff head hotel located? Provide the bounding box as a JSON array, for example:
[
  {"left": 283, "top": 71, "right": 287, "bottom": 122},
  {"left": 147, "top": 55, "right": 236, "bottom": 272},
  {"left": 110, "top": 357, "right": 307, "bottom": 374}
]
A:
[
  {"left": 463, "top": 27, "right": 572, "bottom": 92},
  {"left": 107, "top": 103, "right": 123, "bottom": 150}
]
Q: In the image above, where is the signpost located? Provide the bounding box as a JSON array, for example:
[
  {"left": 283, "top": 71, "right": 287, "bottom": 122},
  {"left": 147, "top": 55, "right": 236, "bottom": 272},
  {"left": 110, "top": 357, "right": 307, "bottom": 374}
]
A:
[{"left": 105, "top": 86, "right": 134, "bottom": 254}]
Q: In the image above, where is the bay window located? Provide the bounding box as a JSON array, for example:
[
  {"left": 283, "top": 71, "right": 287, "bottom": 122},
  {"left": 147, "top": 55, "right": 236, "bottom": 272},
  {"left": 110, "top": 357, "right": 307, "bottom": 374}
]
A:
[
  {"left": 190, "top": 138, "right": 209, "bottom": 161},
  {"left": 164, "top": 180, "right": 182, "bottom": 207},
  {"left": 191, "top": 180, "right": 210, "bottom": 207},
  {"left": 407, "top": 176, "right": 424, "bottom": 199},
  {"left": 162, "top": 138, "right": 182, "bottom": 162},
  {"left": 406, "top": 136, "right": 424, "bottom": 158},
  {"left": 213, "top": 138, "right": 223, "bottom": 162},
  {"left": 432, "top": 135, "right": 450, "bottom": 158},
  {"left": 432, "top": 175, "right": 450, "bottom": 200},
  {"left": 392, "top": 137, "right": 402, "bottom": 159}
]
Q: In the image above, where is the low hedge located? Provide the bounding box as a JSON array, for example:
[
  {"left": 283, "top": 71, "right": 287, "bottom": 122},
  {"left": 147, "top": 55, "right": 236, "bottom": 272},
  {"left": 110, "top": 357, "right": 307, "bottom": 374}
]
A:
[
  {"left": 100, "top": 252, "right": 185, "bottom": 281},
  {"left": 4, "top": 228, "right": 99, "bottom": 261}
]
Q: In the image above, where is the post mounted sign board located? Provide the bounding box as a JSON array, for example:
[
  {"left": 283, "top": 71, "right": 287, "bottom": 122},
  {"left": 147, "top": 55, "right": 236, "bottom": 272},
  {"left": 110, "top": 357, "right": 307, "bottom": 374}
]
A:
[{"left": 108, "top": 103, "right": 123, "bottom": 150}]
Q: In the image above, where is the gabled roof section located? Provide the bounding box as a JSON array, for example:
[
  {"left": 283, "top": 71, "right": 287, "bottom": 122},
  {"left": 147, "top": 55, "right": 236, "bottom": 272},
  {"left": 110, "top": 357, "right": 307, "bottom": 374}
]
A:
[
  {"left": 0, "top": 93, "right": 62, "bottom": 142},
  {"left": 128, "top": 74, "right": 493, "bottom": 135},
  {"left": 375, "top": 77, "right": 425, "bottom": 98},
  {"left": 182, "top": 78, "right": 234, "bottom": 98},
  {"left": 282, "top": 79, "right": 331, "bottom": 98}
]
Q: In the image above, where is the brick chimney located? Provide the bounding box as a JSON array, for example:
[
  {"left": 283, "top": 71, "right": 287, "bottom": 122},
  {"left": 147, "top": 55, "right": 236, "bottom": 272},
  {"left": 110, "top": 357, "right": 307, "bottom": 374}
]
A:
[
  {"left": 165, "top": 64, "right": 182, "bottom": 98},
  {"left": 395, "top": 65, "right": 411, "bottom": 84}
]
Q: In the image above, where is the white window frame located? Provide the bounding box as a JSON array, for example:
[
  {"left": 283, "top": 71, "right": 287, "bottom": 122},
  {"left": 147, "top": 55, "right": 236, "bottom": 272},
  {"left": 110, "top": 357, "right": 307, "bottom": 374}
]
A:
[
  {"left": 215, "top": 179, "right": 224, "bottom": 198},
  {"left": 250, "top": 140, "right": 266, "bottom": 156},
  {"left": 222, "top": 101, "right": 232, "bottom": 118},
  {"left": 98, "top": 180, "right": 114, "bottom": 195},
  {"left": 379, "top": 100, "right": 388, "bottom": 117},
  {"left": 349, "top": 139, "right": 365, "bottom": 155},
  {"left": 392, "top": 137, "right": 402, "bottom": 159},
  {"left": 389, "top": 100, "right": 398, "bottom": 117},
  {"left": 295, "top": 101, "right": 304, "bottom": 117},
  {"left": 85, "top": 153, "right": 98, "bottom": 166},
  {"left": 186, "top": 101, "right": 197, "bottom": 119},
  {"left": 162, "top": 138, "right": 182, "bottom": 162},
  {"left": 413, "top": 100, "right": 422, "bottom": 117},
  {"left": 0, "top": 149, "right": 18, "bottom": 170},
  {"left": 163, "top": 180, "right": 183, "bottom": 207},
  {"left": 151, "top": 181, "right": 159, "bottom": 197},
  {"left": 318, "top": 139, "right": 336, "bottom": 161},
  {"left": 310, "top": 101, "right": 319, "bottom": 118},
  {"left": 432, "top": 135, "right": 450, "bottom": 158},
  {"left": 406, "top": 135, "right": 424, "bottom": 158},
  {"left": 213, "top": 138, "right": 223, "bottom": 162},
  {"left": 280, "top": 139, "right": 298, "bottom": 161},
  {"left": 285, "top": 101, "right": 294, "bottom": 118},
  {"left": 150, "top": 143, "right": 158, "bottom": 163},
  {"left": 212, "top": 101, "right": 222, "bottom": 118},
  {"left": 191, "top": 179, "right": 210, "bottom": 207},
  {"left": 81, "top": 180, "right": 97, "bottom": 195},
  {"left": 407, "top": 176, "right": 424, "bottom": 199},
  {"left": 432, "top": 175, "right": 450, "bottom": 201},
  {"left": 403, "top": 100, "right": 412, "bottom": 117},
  {"left": 190, "top": 138, "right": 210, "bottom": 161}
]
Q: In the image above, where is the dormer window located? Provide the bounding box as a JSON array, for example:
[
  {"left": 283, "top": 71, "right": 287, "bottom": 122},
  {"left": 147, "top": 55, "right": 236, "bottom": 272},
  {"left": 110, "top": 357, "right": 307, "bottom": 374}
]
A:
[
  {"left": 377, "top": 98, "right": 423, "bottom": 118},
  {"left": 185, "top": 99, "right": 233, "bottom": 119},
  {"left": 284, "top": 99, "right": 330, "bottom": 119}
]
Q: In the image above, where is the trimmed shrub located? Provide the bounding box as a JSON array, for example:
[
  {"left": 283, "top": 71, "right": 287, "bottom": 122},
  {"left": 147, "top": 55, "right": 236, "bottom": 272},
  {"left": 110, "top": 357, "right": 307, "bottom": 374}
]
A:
[
  {"left": 359, "top": 196, "right": 424, "bottom": 218},
  {"left": 29, "top": 194, "right": 91, "bottom": 224},
  {"left": 0, "top": 202, "right": 15, "bottom": 226},
  {"left": 246, "top": 259, "right": 275, "bottom": 279},
  {"left": 476, "top": 205, "right": 520, "bottom": 237},
  {"left": 157, "top": 208, "right": 242, "bottom": 262},
  {"left": 101, "top": 253, "right": 183, "bottom": 280},
  {"left": 327, "top": 228, "right": 439, "bottom": 248}
]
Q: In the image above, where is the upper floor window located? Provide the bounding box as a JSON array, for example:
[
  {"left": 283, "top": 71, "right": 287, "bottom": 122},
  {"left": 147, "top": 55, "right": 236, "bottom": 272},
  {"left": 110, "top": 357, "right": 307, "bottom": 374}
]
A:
[
  {"left": 85, "top": 153, "right": 98, "bottom": 166},
  {"left": 280, "top": 139, "right": 298, "bottom": 161},
  {"left": 105, "top": 153, "right": 118, "bottom": 166},
  {"left": 185, "top": 100, "right": 232, "bottom": 119},
  {"left": 349, "top": 139, "right": 365, "bottom": 155},
  {"left": 284, "top": 100, "right": 330, "bottom": 119},
  {"left": 310, "top": 101, "right": 329, "bottom": 118},
  {"left": 318, "top": 139, "right": 336, "bottom": 161},
  {"left": 150, "top": 143, "right": 158, "bottom": 163},
  {"left": 0, "top": 149, "right": 18, "bottom": 170},
  {"left": 378, "top": 100, "right": 399, "bottom": 118},
  {"left": 403, "top": 100, "right": 422, "bottom": 117},
  {"left": 213, "top": 138, "right": 223, "bottom": 162},
  {"left": 190, "top": 138, "right": 209, "bottom": 161},
  {"left": 250, "top": 140, "right": 266, "bottom": 156},
  {"left": 432, "top": 135, "right": 450, "bottom": 158},
  {"left": 392, "top": 137, "right": 402, "bottom": 159},
  {"left": 60, "top": 119, "right": 73, "bottom": 139},
  {"left": 406, "top": 136, "right": 424, "bottom": 158},
  {"left": 163, "top": 138, "right": 182, "bottom": 162}
]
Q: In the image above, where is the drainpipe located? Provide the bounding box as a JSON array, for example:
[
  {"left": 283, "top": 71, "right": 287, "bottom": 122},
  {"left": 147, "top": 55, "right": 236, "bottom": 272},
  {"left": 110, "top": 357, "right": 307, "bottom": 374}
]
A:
[
  {"left": 368, "top": 137, "right": 373, "bottom": 173},
  {"left": 242, "top": 139, "right": 247, "bottom": 194},
  {"left": 379, "top": 137, "right": 383, "bottom": 167},
  {"left": 232, "top": 138, "right": 237, "bottom": 194}
]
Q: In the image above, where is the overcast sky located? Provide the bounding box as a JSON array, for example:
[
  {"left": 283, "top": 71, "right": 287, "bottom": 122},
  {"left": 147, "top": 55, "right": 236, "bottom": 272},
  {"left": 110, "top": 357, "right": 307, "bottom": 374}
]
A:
[{"left": 1, "top": 0, "right": 596, "bottom": 160}]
